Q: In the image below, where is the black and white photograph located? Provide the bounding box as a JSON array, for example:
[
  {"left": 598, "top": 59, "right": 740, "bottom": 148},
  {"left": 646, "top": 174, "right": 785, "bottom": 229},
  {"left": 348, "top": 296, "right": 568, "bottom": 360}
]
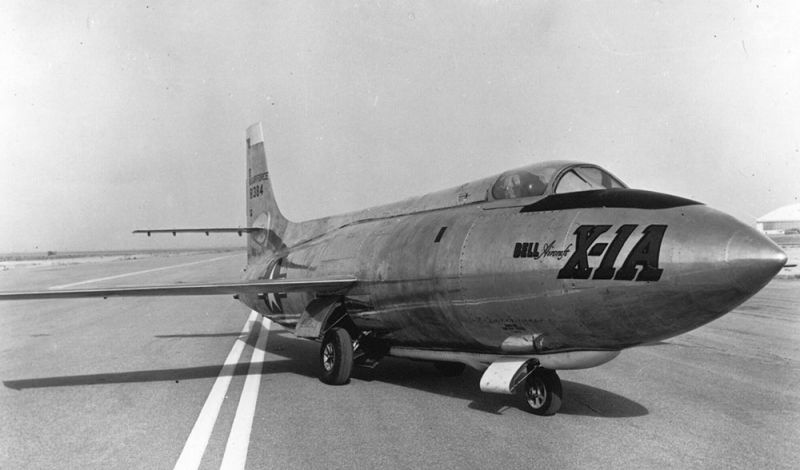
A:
[{"left": 1, "top": 1, "right": 798, "bottom": 468}]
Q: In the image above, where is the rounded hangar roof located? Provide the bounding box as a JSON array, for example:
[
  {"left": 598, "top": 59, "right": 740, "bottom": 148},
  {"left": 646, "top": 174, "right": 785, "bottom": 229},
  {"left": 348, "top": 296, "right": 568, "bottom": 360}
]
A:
[{"left": 757, "top": 203, "right": 800, "bottom": 223}]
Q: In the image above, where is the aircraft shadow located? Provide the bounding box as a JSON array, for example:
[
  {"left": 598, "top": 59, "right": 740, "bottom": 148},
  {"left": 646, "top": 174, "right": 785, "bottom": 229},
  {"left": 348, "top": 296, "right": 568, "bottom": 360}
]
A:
[
  {"left": 555, "top": 381, "right": 648, "bottom": 417},
  {"left": 265, "top": 328, "right": 649, "bottom": 418},
  {"left": 4, "top": 326, "right": 268, "bottom": 390},
  {"left": 4, "top": 325, "right": 648, "bottom": 418},
  {"left": 352, "top": 360, "right": 648, "bottom": 418},
  {"left": 3, "top": 362, "right": 272, "bottom": 390}
]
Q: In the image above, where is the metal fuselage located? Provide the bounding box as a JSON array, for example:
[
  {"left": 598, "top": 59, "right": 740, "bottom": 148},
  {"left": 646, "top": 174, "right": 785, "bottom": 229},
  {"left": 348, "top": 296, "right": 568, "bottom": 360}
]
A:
[
  {"left": 239, "top": 168, "right": 786, "bottom": 358},
  {"left": 1, "top": 124, "right": 784, "bottom": 414}
]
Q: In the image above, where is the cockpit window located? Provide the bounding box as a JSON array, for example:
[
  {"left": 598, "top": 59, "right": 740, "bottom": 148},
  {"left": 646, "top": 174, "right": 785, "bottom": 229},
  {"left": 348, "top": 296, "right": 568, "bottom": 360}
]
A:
[
  {"left": 554, "top": 167, "right": 624, "bottom": 194},
  {"left": 491, "top": 170, "right": 548, "bottom": 200},
  {"left": 491, "top": 162, "right": 564, "bottom": 200},
  {"left": 490, "top": 162, "right": 627, "bottom": 201}
]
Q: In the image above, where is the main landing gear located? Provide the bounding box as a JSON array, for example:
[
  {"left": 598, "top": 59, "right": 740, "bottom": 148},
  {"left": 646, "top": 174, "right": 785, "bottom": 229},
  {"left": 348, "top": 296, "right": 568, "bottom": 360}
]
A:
[
  {"left": 317, "top": 312, "right": 386, "bottom": 385},
  {"left": 521, "top": 368, "right": 562, "bottom": 415},
  {"left": 319, "top": 328, "right": 353, "bottom": 385}
]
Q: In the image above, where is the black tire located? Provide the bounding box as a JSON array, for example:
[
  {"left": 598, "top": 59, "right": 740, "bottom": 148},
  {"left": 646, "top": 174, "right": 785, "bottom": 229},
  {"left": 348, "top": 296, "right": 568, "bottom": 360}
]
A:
[
  {"left": 319, "top": 328, "right": 353, "bottom": 385},
  {"left": 433, "top": 361, "right": 466, "bottom": 377},
  {"left": 522, "top": 369, "right": 562, "bottom": 415}
]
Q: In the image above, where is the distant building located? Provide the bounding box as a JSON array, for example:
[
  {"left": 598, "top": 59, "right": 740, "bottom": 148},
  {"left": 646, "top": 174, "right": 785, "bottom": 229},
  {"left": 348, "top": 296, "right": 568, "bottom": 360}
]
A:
[{"left": 757, "top": 204, "right": 800, "bottom": 235}]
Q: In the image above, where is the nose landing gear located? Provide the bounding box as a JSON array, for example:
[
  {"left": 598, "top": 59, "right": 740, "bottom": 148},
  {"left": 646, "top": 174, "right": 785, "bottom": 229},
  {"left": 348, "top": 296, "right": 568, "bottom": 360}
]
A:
[{"left": 522, "top": 368, "right": 562, "bottom": 415}]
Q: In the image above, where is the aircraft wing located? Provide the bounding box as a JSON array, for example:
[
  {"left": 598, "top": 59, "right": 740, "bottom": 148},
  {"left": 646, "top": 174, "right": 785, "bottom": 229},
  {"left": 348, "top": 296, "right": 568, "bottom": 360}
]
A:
[
  {"left": 0, "top": 276, "right": 357, "bottom": 300},
  {"left": 133, "top": 228, "right": 266, "bottom": 237}
]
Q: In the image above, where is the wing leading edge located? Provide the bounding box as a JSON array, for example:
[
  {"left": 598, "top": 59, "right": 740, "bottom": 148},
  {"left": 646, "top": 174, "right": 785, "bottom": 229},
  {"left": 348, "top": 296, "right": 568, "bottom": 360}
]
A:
[
  {"left": 0, "top": 276, "right": 357, "bottom": 300},
  {"left": 132, "top": 228, "right": 267, "bottom": 237}
]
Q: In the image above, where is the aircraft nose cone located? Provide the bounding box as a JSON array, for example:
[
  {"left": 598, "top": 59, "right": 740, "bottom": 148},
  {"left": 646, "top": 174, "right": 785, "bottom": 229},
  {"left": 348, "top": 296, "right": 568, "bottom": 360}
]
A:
[
  {"left": 725, "top": 228, "right": 787, "bottom": 293},
  {"left": 628, "top": 205, "right": 788, "bottom": 343},
  {"left": 667, "top": 207, "right": 787, "bottom": 323}
]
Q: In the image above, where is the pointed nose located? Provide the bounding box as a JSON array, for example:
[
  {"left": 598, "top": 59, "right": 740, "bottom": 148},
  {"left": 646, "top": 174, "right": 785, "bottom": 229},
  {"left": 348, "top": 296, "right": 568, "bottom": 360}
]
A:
[
  {"left": 643, "top": 205, "right": 787, "bottom": 339},
  {"left": 725, "top": 228, "right": 787, "bottom": 293}
]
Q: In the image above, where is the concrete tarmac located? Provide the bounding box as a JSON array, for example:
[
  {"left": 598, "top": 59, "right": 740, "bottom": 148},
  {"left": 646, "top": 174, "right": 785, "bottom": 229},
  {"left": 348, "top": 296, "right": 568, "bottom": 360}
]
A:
[{"left": 1, "top": 251, "right": 798, "bottom": 469}]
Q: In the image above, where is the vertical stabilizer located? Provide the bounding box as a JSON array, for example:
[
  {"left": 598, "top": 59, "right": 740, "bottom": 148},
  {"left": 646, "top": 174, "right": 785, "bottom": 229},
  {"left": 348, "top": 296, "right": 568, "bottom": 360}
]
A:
[{"left": 246, "top": 123, "right": 290, "bottom": 261}]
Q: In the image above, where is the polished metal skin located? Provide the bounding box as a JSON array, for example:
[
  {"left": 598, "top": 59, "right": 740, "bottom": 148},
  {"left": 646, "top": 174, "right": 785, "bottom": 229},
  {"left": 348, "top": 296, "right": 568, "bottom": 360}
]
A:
[
  {"left": 0, "top": 122, "right": 787, "bottom": 414},
  {"left": 238, "top": 124, "right": 786, "bottom": 362}
]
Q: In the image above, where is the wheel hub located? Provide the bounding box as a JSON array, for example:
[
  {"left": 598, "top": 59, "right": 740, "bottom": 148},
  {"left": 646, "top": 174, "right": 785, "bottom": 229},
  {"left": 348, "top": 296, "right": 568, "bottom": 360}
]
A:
[
  {"left": 322, "top": 342, "right": 335, "bottom": 372},
  {"left": 526, "top": 377, "right": 546, "bottom": 409}
]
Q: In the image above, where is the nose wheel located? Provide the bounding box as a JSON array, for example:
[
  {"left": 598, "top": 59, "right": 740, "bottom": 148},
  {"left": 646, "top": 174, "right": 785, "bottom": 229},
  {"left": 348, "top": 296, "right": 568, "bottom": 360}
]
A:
[
  {"left": 319, "top": 328, "right": 354, "bottom": 385},
  {"left": 522, "top": 368, "right": 562, "bottom": 415}
]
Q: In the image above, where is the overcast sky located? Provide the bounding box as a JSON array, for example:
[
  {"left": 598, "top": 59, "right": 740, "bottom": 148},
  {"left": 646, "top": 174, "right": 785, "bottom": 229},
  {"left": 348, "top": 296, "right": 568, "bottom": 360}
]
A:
[{"left": 2, "top": 1, "right": 798, "bottom": 252}]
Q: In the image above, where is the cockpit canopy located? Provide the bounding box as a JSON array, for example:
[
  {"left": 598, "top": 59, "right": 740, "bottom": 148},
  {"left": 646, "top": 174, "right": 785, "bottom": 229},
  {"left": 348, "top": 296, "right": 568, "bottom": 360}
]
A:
[{"left": 490, "top": 161, "right": 627, "bottom": 201}]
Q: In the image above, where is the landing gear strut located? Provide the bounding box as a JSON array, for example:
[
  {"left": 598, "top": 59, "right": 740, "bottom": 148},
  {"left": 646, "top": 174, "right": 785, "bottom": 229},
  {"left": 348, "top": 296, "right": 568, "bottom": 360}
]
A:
[
  {"left": 522, "top": 368, "right": 562, "bottom": 415},
  {"left": 319, "top": 327, "right": 353, "bottom": 385}
]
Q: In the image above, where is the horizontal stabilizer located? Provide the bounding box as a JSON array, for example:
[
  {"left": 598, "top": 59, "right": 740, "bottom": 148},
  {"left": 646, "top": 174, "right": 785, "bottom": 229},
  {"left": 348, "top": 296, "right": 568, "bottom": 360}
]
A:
[
  {"left": 133, "top": 228, "right": 267, "bottom": 237},
  {"left": 0, "top": 276, "right": 357, "bottom": 300}
]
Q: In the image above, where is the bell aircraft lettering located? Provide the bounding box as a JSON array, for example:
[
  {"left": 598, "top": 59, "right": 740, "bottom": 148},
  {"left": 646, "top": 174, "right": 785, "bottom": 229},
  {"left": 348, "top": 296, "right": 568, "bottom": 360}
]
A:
[
  {"left": 557, "top": 224, "right": 668, "bottom": 282},
  {"left": 513, "top": 242, "right": 541, "bottom": 259},
  {"left": 513, "top": 241, "right": 572, "bottom": 260},
  {"left": 0, "top": 122, "right": 787, "bottom": 416}
]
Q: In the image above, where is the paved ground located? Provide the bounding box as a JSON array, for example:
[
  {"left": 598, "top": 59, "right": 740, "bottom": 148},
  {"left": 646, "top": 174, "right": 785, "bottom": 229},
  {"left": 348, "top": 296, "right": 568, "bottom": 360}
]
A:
[{"left": 0, "top": 251, "right": 797, "bottom": 469}]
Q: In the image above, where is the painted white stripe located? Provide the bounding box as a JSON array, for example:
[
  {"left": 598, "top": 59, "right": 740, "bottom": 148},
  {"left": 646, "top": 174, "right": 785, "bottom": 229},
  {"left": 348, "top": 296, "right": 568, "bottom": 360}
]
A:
[
  {"left": 220, "top": 315, "right": 271, "bottom": 470},
  {"left": 173, "top": 310, "right": 258, "bottom": 470},
  {"left": 52, "top": 254, "right": 239, "bottom": 289}
]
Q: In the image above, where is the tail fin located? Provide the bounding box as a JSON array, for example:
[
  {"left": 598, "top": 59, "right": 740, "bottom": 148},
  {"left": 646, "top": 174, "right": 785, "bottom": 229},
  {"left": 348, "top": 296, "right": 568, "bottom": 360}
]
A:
[{"left": 246, "top": 123, "right": 290, "bottom": 261}]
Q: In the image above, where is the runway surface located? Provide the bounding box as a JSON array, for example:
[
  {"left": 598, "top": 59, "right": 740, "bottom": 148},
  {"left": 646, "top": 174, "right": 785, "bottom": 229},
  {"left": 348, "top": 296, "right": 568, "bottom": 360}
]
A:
[{"left": 1, "top": 251, "right": 798, "bottom": 469}]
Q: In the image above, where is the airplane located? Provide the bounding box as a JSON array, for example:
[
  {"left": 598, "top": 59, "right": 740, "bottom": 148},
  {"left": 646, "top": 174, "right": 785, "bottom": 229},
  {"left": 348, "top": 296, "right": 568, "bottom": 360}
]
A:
[{"left": 0, "top": 123, "right": 787, "bottom": 415}]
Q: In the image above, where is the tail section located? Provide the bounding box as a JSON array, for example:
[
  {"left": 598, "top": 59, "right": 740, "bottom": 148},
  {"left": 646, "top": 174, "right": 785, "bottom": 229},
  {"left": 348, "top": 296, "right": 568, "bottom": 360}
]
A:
[{"left": 246, "top": 123, "right": 290, "bottom": 261}]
